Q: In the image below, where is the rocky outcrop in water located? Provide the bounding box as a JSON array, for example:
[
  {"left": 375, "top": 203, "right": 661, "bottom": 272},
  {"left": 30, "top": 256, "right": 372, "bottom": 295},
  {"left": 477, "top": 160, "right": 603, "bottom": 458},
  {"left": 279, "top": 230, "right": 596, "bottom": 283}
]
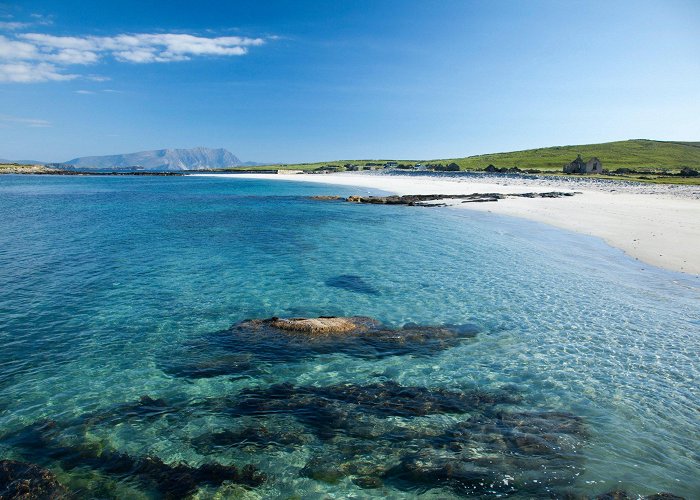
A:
[
  {"left": 0, "top": 459, "right": 68, "bottom": 499},
  {"left": 160, "top": 317, "right": 480, "bottom": 379},
  {"left": 311, "top": 191, "right": 578, "bottom": 207},
  {"left": 241, "top": 316, "right": 375, "bottom": 335}
]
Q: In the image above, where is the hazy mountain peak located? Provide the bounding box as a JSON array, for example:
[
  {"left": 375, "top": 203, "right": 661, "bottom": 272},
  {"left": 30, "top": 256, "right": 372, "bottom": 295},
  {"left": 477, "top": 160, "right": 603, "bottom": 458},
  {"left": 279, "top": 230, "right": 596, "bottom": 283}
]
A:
[{"left": 63, "top": 147, "right": 243, "bottom": 171}]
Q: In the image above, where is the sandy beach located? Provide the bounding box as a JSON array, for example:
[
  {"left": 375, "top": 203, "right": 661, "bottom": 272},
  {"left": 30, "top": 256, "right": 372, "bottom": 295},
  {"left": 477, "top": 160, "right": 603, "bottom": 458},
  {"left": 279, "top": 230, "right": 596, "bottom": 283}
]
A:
[{"left": 201, "top": 172, "right": 700, "bottom": 277}]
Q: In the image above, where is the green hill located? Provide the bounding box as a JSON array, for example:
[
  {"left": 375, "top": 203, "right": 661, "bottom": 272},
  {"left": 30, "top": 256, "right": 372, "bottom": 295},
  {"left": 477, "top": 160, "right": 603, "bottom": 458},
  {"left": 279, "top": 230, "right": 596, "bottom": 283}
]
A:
[
  {"left": 440, "top": 139, "right": 700, "bottom": 172},
  {"left": 218, "top": 139, "right": 700, "bottom": 184}
]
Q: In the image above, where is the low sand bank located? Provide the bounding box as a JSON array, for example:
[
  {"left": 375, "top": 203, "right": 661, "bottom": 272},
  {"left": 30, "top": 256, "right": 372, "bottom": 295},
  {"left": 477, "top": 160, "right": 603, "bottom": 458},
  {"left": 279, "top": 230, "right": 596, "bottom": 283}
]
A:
[{"left": 197, "top": 173, "right": 700, "bottom": 276}]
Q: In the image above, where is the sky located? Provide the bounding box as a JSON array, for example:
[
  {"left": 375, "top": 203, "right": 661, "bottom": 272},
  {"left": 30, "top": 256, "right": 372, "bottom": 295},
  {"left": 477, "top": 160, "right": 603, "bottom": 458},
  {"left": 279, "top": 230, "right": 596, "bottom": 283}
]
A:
[{"left": 1, "top": 0, "right": 699, "bottom": 163}]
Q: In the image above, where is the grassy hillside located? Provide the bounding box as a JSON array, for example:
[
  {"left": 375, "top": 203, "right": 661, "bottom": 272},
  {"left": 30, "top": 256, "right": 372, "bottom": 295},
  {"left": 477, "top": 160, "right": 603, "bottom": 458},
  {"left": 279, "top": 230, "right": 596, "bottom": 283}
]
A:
[
  {"left": 0, "top": 163, "right": 58, "bottom": 174},
  {"left": 235, "top": 139, "right": 699, "bottom": 174},
  {"left": 439, "top": 139, "right": 700, "bottom": 172},
  {"left": 228, "top": 139, "right": 699, "bottom": 184}
]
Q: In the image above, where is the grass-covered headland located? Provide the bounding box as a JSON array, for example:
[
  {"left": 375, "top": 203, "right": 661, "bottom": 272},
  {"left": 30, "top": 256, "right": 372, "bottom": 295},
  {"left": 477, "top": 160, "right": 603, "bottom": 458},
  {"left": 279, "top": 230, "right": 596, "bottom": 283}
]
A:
[{"left": 236, "top": 139, "right": 700, "bottom": 185}]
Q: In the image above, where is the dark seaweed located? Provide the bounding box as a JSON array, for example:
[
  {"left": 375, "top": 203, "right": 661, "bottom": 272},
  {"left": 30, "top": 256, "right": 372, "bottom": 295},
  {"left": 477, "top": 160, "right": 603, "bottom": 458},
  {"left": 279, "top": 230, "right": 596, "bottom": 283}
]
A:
[
  {"left": 0, "top": 459, "right": 68, "bottom": 499},
  {"left": 2, "top": 420, "right": 265, "bottom": 499}
]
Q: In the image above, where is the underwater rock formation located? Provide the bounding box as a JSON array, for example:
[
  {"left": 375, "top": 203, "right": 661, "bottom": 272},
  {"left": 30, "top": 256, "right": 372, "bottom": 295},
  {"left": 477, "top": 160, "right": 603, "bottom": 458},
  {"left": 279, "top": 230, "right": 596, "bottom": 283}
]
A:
[
  {"left": 593, "top": 490, "right": 685, "bottom": 500},
  {"left": 161, "top": 317, "right": 480, "bottom": 379},
  {"left": 192, "top": 424, "right": 312, "bottom": 453},
  {"left": 293, "top": 408, "right": 590, "bottom": 496},
  {"left": 230, "top": 381, "right": 518, "bottom": 420},
  {"left": 209, "top": 381, "right": 521, "bottom": 442},
  {"left": 386, "top": 410, "right": 588, "bottom": 495},
  {"left": 0, "top": 459, "right": 68, "bottom": 499},
  {"left": 2, "top": 420, "right": 266, "bottom": 499},
  {"left": 325, "top": 274, "right": 380, "bottom": 295}
]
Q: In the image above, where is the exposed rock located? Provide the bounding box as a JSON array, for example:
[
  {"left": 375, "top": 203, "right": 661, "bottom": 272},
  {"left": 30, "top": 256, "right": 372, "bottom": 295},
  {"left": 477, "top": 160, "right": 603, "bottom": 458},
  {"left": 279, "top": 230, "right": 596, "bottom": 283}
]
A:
[
  {"left": 332, "top": 192, "right": 578, "bottom": 206},
  {"left": 309, "top": 195, "right": 343, "bottom": 200},
  {"left": 240, "top": 316, "right": 377, "bottom": 335},
  {"left": 0, "top": 460, "right": 68, "bottom": 499},
  {"left": 679, "top": 166, "right": 698, "bottom": 177}
]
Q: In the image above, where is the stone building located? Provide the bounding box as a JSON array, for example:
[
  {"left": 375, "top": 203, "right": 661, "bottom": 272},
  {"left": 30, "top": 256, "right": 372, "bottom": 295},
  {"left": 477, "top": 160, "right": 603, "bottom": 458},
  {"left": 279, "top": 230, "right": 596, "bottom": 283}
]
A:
[{"left": 563, "top": 155, "right": 602, "bottom": 174}]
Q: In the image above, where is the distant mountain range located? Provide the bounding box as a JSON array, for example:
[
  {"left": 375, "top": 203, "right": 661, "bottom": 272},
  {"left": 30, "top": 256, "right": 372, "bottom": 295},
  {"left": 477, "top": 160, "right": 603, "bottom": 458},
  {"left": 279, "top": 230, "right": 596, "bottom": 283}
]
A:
[
  {"left": 61, "top": 147, "right": 256, "bottom": 171},
  {"left": 0, "top": 158, "right": 46, "bottom": 165}
]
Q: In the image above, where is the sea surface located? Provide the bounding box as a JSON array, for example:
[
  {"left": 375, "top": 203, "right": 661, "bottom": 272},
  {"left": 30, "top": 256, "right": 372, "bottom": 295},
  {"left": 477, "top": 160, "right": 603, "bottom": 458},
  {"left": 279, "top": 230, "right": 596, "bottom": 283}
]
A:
[{"left": 0, "top": 174, "right": 698, "bottom": 499}]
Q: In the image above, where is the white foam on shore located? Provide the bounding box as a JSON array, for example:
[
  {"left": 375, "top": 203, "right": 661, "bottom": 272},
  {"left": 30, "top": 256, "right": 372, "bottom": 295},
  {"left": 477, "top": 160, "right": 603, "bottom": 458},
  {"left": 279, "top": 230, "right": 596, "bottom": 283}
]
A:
[{"left": 193, "top": 172, "right": 700, "bottom": 276}]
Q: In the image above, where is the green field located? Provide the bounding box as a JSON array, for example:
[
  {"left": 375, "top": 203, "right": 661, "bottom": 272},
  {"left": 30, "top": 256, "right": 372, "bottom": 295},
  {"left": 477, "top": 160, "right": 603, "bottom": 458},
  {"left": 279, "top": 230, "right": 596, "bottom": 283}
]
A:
[{"left": 436, "top": 139, "right": 700, "bottom": 172}]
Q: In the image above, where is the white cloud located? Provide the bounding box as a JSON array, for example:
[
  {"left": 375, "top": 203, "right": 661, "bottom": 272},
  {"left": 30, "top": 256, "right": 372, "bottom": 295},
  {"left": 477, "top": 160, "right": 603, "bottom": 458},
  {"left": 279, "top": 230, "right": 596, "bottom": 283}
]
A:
[
  {"left": 0, "top": 114, "right": 51, "bottom": 127},
  {"left": 0, "top": 21, "right": 30, "bottom": 30},
  {"left": 74, "top": 89, "right": 94, "bottom": 94},
  {"left": 0, "top": 31, "right": 266, "bottom": 83},
  {"left": 0, "top": 61, "right": 76, "bottom": 82}
]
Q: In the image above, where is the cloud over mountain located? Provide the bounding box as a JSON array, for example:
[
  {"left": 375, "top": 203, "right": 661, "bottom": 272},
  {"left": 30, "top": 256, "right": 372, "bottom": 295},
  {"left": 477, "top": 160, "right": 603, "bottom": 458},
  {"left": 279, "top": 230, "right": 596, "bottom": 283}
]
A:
[{"left": 0, "top": 31, "right": 266, "bottom": 83}]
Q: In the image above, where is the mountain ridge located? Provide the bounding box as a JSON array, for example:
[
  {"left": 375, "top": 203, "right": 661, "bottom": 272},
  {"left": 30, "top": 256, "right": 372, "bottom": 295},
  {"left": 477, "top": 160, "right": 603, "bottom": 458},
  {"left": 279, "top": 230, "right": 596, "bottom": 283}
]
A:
[{"left": 63, "top": 147, "right": 244, "bottom": 171}]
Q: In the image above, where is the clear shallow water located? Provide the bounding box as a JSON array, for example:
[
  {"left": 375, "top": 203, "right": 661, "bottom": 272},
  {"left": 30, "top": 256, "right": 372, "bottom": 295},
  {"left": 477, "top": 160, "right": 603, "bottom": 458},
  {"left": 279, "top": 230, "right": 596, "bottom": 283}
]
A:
[{"left": 0, "top": 174, "right": 698, "bottom": 499}]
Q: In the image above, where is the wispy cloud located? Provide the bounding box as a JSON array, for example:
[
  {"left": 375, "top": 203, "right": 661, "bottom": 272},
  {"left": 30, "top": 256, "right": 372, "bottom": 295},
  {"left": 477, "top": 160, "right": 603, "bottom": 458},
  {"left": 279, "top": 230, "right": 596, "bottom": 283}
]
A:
[
  {"left": 74, "top": 88, "right": 121, "bottom": 95},
  {"left": 0, "top": 21, "right": 30, "bottom": 30},
  {"left": 0, "top": 31, "right": 266, "bottom": 83},
  {"left": 0, "top": 114, "right": 51, "bottom": 127},
  {"left": 0, "top": 61, "right": 76, "bottom": 82},
  {"left": 0, "top": 13, "right": 52, "bottom": 30}
]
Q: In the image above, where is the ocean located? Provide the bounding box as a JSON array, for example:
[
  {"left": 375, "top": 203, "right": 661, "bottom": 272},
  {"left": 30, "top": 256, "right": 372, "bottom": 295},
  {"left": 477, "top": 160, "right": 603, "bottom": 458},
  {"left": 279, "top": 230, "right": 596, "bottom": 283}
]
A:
[{"left": 0, "top": 174, "right": 698, "bottom": 499}]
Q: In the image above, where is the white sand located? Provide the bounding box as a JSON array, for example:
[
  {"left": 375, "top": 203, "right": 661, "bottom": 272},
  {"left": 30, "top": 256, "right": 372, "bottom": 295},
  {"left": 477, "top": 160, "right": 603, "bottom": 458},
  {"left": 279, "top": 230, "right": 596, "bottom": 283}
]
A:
[{"left": 197, "top": 173, "right": 700, "bottom": 276}]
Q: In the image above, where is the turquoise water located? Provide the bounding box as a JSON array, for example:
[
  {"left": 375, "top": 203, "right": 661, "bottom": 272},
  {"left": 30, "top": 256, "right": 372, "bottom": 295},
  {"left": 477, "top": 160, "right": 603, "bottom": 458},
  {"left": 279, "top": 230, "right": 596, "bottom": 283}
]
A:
[{"left": 0, "top": 174, "right": 698, "bottom": 499}]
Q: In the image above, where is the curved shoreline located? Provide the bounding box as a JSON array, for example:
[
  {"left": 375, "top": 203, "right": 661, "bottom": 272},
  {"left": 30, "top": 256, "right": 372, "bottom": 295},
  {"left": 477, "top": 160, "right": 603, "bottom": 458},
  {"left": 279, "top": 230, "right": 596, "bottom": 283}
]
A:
[{"left": 195, "top": 172, "right": 700, "bottom": 277}]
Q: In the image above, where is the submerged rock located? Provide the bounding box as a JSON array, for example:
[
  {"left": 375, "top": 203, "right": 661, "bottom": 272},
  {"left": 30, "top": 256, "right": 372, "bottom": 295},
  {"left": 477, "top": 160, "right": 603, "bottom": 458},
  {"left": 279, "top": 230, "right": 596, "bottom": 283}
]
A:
[
  {"left": 192, "top": 424, "right": 312, "bottom": 453},
  {"left": 325, "top": 274, "right": 380, "bottom": 295},
  {"left": 284, "top": 404, "right": 593, "bottom": 497},
  {"left": 3, "top": 420, "right": 266, "bottom": 499},
  {"left": 226, "top": 381, "right": 519, "bottom": 428},
  {"left": 594, "top": 490, "right": 685, "bottom": 500},
  {"left": 161, "top": 317, "right": 479, "bottom": 379},
  {"left": 0, "top": 459, "right": 68, "bottom": 499},
  {"left": 385, "top": 410, "right": 588, "bottom": 496}
]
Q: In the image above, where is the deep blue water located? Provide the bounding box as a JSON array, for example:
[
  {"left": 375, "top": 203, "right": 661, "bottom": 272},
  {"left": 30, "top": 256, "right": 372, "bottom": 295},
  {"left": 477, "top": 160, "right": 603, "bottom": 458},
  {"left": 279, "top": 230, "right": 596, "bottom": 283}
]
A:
[{"left": 0, "top": 174, "right": 698, "bottom": 499}]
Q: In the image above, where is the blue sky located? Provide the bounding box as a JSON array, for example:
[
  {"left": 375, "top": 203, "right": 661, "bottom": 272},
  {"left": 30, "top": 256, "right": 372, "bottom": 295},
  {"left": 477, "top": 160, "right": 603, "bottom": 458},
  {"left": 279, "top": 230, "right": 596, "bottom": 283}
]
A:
[{"left": 1, "top": 0, "right": 698, "bottom": 163}]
